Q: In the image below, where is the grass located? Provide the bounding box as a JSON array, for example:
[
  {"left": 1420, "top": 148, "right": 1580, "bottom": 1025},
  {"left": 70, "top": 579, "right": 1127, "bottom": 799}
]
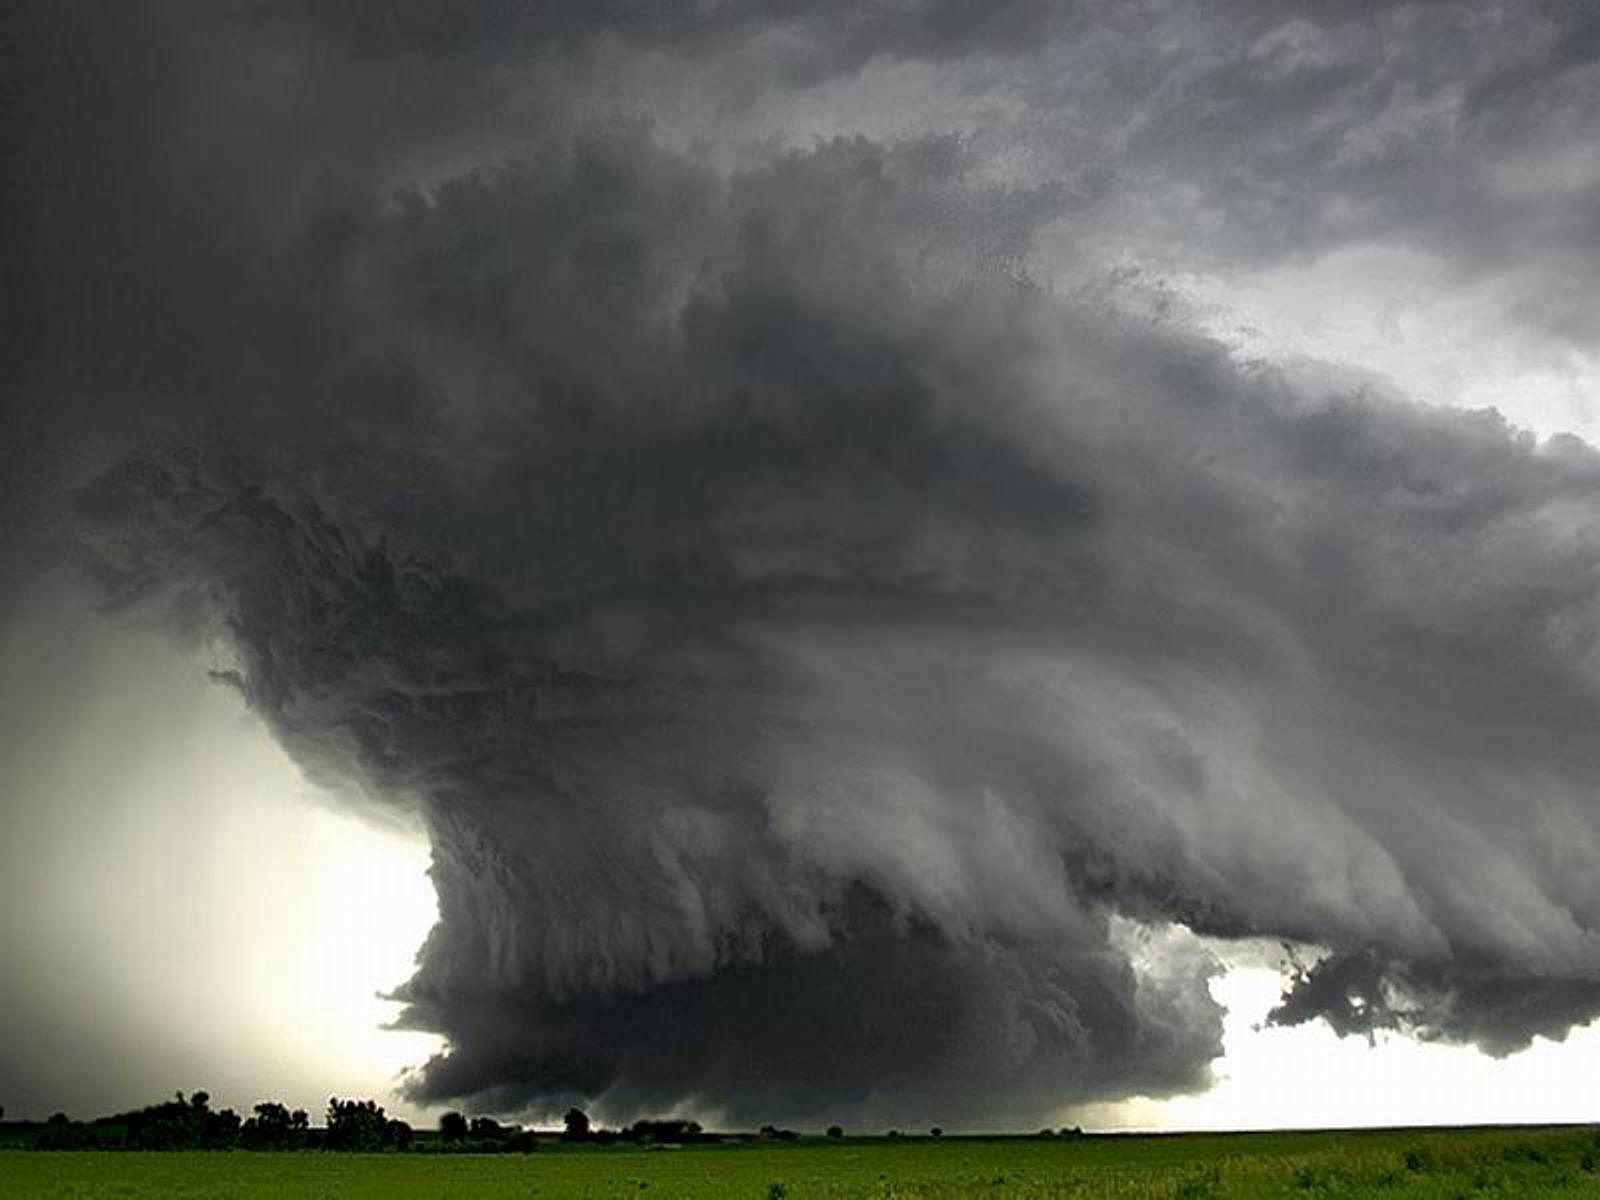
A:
[{"left": 1, "top": 1125, "right": 1597, "bottom": 1197}]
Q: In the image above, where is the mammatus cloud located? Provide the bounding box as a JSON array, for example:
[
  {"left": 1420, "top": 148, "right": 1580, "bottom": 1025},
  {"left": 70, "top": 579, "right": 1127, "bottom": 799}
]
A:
[{"left": 12, "top": 0, "right": 1600, "bottom": 1125}]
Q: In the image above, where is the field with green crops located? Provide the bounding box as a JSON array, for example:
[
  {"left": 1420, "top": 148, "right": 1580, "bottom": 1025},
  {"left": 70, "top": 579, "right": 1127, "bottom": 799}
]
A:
[{"left": 3, "top": 1125, "right": 1598, "bottom": 1197}]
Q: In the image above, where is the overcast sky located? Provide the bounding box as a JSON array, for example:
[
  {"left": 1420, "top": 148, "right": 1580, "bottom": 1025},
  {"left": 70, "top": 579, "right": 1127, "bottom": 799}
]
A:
[{"left": 6, "top": 1, "right": 1600, "bottom": 1129}]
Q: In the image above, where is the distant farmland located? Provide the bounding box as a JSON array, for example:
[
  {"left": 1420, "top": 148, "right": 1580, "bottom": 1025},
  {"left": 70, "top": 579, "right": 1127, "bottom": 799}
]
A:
[{"left": 4, "top": 1124, "right": 1599, "bottom": 1197}]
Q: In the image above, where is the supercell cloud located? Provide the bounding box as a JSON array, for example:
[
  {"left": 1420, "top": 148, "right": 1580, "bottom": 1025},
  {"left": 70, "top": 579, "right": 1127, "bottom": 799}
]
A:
[{"left": 9, "top": 1, "right": 1600, "bottom": 1125}]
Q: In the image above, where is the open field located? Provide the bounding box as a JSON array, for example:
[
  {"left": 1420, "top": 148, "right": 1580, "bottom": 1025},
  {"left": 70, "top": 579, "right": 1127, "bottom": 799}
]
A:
[{"left": 3, "top": 1125, "right": 1599, "bottom": 1198}]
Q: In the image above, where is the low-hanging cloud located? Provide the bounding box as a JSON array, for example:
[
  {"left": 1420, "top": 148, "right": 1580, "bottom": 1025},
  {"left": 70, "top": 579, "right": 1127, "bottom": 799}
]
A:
[{"left": 12, "top": 0, "right": 1600, "bottom": 1127}]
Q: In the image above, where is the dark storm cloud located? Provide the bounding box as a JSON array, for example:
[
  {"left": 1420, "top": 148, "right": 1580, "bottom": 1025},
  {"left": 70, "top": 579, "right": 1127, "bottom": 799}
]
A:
[
  {"left": 64, "top": 131, "right": 1224, "bottom": 1123},
  {"left": 262, "top": 0, "right": 1078, "bottom": 78},
  {"left": 13, "top": 0, "right": 1600, "bottom": 1125},
  {"left": 1021, "top": 2, "right": 1600, "bottom": 348}
]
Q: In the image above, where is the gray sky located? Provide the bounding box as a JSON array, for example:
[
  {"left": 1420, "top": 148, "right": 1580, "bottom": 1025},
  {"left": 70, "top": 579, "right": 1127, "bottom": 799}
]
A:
[{"left": 5, "top": 0, "right": 1600, "bottom": 1128}]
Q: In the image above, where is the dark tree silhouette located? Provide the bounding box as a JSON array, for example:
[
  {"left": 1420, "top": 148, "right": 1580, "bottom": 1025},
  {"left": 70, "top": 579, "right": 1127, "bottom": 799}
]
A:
[
  {"left": 470, "top": 1116, "right": 508, "bottom": 1141},
  {"left": 22, "top": 1088, "right": 541, "bottom": 1154},
  {"left": 563, "top": 1107, "right": 591, "bottom": 1140},
  {"left": 386, "top": 1117, "right": 414, "bottom": 1149},
  {"left": 325, "top": 1097, "right": 404, "bottom": 1151},
  {"left": 627, "top": 1118, "right": 705, "bottom": 1143},
  {"left": 507, "top": 1129, "right": 540, "bottom": 1153},
  {"left": 241, "top": 1101, "right": 309, "bottom": 1149},
  {"left": 36, "top": 1113, "right": 96, "bottom": 1150},
  {"left": 827, "top": 1125, "right": 843, "bottom": 1138},
  {"left": 112, "top": 1089, "right": 240, "bottom": 1150}
]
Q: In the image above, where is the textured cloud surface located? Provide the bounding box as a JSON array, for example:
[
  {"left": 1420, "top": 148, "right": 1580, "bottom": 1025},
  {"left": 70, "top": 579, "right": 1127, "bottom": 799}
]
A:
[{"left": 10, "top": 1, "right": 1600, "bottom": 1124}]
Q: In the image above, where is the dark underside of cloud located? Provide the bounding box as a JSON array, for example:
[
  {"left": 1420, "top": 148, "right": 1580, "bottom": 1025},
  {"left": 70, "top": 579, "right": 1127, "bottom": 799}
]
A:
[{"left": 9, "top": 0, "right": 1600, "bottom": 1125}]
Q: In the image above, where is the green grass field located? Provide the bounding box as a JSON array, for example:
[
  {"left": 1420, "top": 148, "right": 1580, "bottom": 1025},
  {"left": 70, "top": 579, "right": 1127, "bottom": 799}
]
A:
[{"left": 2, "top": 1126, "right": 1597, "bottom": 1197}]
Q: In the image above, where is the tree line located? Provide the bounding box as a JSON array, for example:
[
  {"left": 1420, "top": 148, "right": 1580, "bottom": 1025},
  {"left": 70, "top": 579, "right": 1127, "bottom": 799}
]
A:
[
  {"left": 15, "top": 1092, "right": 419, "bottom": 1153},
  {"left": 1, "top": 1093, "right": 821, "bottom": 1152}
]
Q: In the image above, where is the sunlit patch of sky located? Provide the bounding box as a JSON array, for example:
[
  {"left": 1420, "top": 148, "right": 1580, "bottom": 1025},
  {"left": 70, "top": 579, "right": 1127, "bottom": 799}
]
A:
[
  {"left": 1077, "top": 953, "right": 1600, "bottom": 1132},
  {"left": 0, "top": 581, "right": 440, "bottom": 1123}
]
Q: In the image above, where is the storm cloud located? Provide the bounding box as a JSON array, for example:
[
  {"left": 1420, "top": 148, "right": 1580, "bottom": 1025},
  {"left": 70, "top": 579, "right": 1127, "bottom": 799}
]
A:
[{"left": 10, "top": 0, "right": 1600, "bottom": 1125}]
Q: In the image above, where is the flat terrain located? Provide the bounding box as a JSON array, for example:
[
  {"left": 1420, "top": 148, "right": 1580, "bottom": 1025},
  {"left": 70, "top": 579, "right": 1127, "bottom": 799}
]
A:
[{"left": 2, "top": 1125, "right": 1597, "bottom": 1197}]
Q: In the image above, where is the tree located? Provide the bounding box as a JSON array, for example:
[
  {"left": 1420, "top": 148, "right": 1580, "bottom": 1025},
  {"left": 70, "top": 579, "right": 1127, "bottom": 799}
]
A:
[
  {"left": 37, "top": 1113, "right": 95, "bottom": 1150},
  {"left": 385, "top": 1118, "right": 414, "bottom": 1150},
  {"left": 202, "top": 1105, "right": 242, "bottom": 1149},
  {"left": 439, "top": 1111, "right": 468, "bottom": 1142},
  {"left": 826, "top": 1125, "right": 843, "bottom": 1139},
  {"left": 470, "top": 1115, "right": 508, "bottom": 1141},
  {"left": 508, "top": 1128, "right": 540, "bottom": 1153},
  {"left": 930, "top": 1127, "right": 943, "bottom": 1138},
  {"left": 563, "top": 1107, "right": 591, "bottom": 1140},
  {"left": 242, "top": 1101, "right": 305, "bottom": 1149},
  {"left": 627, "top": 1118, "right": 704, "bottom": 1143},
  {"left": 325, "top": 1097, "right": 391, "bottom": 1151},
  {"left": 120, "top": 1088, "right": 238, "bottom": 1150}
]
